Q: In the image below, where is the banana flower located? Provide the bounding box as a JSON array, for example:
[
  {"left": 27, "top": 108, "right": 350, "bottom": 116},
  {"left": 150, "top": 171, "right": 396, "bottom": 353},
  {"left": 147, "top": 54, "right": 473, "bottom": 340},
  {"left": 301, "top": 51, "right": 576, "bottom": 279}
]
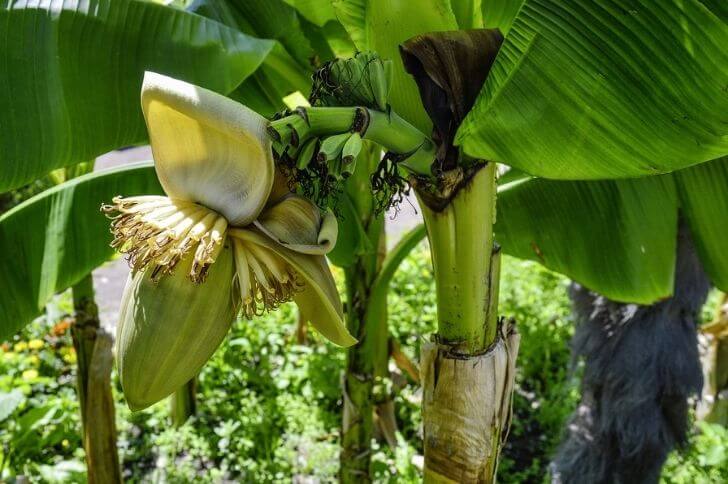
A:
[{"left": 103, "top": 72, "right": 354, "bottom": 410}]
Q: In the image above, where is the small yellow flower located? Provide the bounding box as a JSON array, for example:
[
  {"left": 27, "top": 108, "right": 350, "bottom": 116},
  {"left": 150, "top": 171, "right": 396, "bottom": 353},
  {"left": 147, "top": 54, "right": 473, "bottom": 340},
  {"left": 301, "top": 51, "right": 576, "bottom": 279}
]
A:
[
  {"left": 22, "top": 369, "right": 38, "bottom": 380},
  {"left": 28, "top": 355, "right": 40, "bottom": 366},
  {"left": 13, "top": 342, "right": 28, "bottom": 352},
  {"left": 28, "top": 339, "right": 44, "bottom": 350},
  {"left": 63, "top": 352, "right": 77, "bottom": 364},
  {"left": 62, "top": 439, "right": 70, "bottom": 448}
]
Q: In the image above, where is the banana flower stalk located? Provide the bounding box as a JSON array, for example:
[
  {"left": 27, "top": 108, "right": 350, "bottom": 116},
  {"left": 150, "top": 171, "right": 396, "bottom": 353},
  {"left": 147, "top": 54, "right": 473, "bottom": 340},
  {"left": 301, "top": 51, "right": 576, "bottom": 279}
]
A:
[{"left": 103, "top": 72, "right": 355, "bottom": 410}]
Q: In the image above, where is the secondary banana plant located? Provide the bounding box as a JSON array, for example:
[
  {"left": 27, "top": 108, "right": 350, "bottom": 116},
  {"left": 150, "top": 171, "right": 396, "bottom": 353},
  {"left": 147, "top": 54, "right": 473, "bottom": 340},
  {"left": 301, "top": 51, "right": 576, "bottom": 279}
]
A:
[
  {"left": 103, "top": 72, "right": 353, "bottom": 410},
  {"left": 305, "top": 53, "right": 430, "bottom": 481}
]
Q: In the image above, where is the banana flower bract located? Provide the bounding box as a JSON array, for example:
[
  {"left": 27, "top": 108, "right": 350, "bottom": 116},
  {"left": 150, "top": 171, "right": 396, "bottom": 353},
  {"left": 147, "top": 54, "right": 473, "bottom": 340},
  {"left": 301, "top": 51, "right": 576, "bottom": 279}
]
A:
[{"left": 104, "top": 72, "right": 354, "bottom": 411}]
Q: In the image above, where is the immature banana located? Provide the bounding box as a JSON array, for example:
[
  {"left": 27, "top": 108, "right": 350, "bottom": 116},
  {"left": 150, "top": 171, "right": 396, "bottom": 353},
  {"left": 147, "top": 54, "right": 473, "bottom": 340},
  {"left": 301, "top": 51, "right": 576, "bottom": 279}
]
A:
[
  {"left": 315, "top": 52, "right": 392, "bottom": 111},
  {"left": 341, "top": 132, "right": 363, "bottom": 177},
  {"left": 318, "top": 133, "right": 352, "bottom": 162},
  {"left": 296, "top": 138, "right": 319, "bottom": 170}
]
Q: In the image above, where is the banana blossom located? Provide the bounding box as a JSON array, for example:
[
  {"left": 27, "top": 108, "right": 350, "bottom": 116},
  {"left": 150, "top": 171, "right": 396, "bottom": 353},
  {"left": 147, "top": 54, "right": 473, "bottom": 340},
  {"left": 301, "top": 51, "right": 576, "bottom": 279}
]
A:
[{"left": 104, "top": 72, "right": 354, "bottom": 410}]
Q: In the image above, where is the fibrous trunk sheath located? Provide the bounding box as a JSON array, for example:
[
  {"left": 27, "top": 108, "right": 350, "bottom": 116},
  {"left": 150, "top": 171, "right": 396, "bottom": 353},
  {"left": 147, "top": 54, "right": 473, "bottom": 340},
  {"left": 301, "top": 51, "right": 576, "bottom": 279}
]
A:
[
  {"left": 697, "top": 293, "right": 728, "bottom": 425},
  {"left": 421, "top": 325, "right": 519, "bottom": 482},
  {"left": 416, "top": 164, "right": 519, "bottom": 482},
  {"left": 71, "top": 275, "right": 122, "bottom": 484},
  {"left": 552, "top": 222, "right": 709, "bottom": 484}
]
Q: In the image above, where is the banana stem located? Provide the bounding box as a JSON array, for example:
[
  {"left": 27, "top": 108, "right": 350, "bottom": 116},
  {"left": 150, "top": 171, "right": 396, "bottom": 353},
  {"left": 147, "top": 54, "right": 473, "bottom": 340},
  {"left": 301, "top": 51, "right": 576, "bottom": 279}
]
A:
[
  {"left": 340, "top": 143, "right": 390, "bottom": 483},
  {"left": 415, "top": 163, "right": 519, "bottom": 482},
  {"left": 71, "top": 275, "right": 122, "bottom": 484},
  {"left": 418, "top": 164, "right": 499, "bottom": 353},
  {"left": 269, "top": 106, "right": 436, "bottom": 176}
]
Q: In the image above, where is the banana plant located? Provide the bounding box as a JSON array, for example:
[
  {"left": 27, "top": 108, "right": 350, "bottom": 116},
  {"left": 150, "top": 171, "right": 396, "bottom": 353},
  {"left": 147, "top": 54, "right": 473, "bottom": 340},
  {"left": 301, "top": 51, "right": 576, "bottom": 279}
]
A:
[
  {"left": 0, "top": 0, "right": 275, "bottom": 479},
  {"left": 1, "top": 0, "right": 727, "bottom": 482},
  {"left": 267, "top": 0, "right": 728, "bottom": 480}
]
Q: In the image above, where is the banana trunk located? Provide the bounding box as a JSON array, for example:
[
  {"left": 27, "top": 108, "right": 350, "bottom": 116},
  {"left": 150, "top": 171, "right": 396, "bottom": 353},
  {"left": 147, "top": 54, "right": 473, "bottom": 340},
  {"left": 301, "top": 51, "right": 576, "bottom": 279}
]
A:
[
  {"left": 71, "top": 275, "right": 122, "bottom": 484},
  {"left": 416, "top": 164, "right": 519, "bottom": 482},
  {"left": 698, "top": 293, "right": 728, "bottom": 425},
  {"left": 421, "top": 326, "right": 519, "bottom": 482},
  {"left": 340, "top": 147, "right": 389, "bottom": 483}
]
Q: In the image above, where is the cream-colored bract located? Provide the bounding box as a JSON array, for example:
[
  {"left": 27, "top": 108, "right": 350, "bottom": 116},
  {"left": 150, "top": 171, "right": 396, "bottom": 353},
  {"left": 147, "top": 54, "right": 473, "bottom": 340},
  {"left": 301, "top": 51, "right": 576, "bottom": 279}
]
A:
[
  {"left": 229, "top": 228, "right": 350, "bottom": 348},
  {"left": 141, "top": 71, "right": 274, "bottom": 227},
  {"left": 255, "top": 194, "right": 338, "bottom": 255},
  {"left": 105, "top": 73, "right": 354, "bottom": 409}
]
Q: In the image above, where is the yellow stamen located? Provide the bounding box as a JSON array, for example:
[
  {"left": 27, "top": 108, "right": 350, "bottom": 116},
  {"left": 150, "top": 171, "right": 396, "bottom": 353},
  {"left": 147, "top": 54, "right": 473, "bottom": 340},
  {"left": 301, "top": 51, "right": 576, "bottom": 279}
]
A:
[
  {"left": 190, "top": 216, "right": 228, "bottom": 283},
  {"left": 232, "top": 239, "right": 252, "bottom": 309},
  {"left": 102, "top": 195, "right": 228, "bottom": 283},
  {"left": 231, "top": 237, "right": 301, "bottom": 318}
]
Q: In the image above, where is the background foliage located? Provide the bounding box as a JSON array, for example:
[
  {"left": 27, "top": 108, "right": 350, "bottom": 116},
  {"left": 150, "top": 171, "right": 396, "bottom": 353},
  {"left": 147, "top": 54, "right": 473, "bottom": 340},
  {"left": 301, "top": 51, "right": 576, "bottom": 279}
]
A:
[{"left": 1, "top": 245, "right": 725, "bottom": 482}]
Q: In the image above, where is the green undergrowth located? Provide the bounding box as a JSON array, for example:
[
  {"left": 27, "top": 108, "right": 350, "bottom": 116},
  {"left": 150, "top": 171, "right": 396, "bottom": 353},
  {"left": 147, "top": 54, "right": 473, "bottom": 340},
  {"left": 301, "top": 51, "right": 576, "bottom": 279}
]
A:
[{"left": 1, "top": 245, "right": 726, "bottom": 482}]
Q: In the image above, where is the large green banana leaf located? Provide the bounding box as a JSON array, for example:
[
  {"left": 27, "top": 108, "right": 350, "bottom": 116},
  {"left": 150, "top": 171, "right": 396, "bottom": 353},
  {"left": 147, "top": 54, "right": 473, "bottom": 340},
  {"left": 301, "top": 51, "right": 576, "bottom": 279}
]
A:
[
  {"left": 282, "top": 0, "right": 337, "bottom": 27},
  {"left": 674, "top": 157, "right": 728, "bottom": 290},
  {"left": 0, "top": 163, "right": 161, "bottom": 341},
  {"left": 458, "top": 0, "right": 728, "bottom": 180},
  {"left": 481, "top": 0, "right": 523, "bottom": 33},
  {"left": 0, "top": 0, "right": 272, "bottom": 192},
  {"left": 496, "top": 156, "right": 728, "bottom": 304},
  {"left": 189, "top": 0, "right": 350, "bottom": 116},
  {"left": 188, "top": 0, "right": 296, "bottom": 117}
]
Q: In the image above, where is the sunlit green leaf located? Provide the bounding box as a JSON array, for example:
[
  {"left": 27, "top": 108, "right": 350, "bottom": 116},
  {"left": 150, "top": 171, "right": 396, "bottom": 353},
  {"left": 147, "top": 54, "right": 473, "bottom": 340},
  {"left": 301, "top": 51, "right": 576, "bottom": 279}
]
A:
[
  {"left": 225, "top": 0, "right": 318, "bottom": 69},
  {"left": 459, "top": 0, "right": 728, "bottom": 179},
  {"left": 675, "top": 156, "right": 728, "bottom": 291},
  {"left": 189, "top": 0, "right": 334, "bottom": 109},
  {"left": 451, "top": 0, "right": 483, "bottom": 29},
  {"left": 496, "top": 174, "right": 678, "bottom": 303},
  {"left": 0, "top": 0, "right": 273, "bottom": 191},
  {"left": 481, "top": 0, "right": 523, "bottom": 33},
  {"left": 282, "top": 0, "right": 337, "bottom": 26},
  {"left": 0, "top": 163, "right": 162, "bottom": 341}
]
